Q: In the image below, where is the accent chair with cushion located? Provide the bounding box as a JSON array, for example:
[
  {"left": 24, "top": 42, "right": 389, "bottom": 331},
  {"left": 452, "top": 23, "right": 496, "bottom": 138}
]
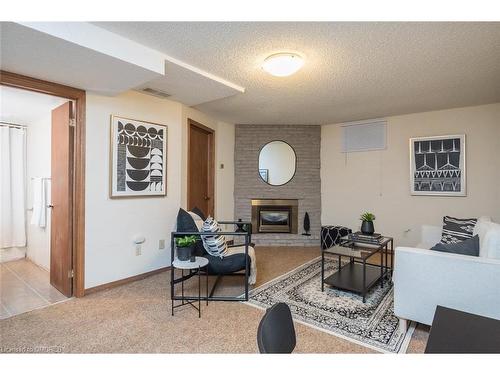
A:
[
  {"left": 172, "top": 207, "right": 256, "bottom": 301},
  {"left": 394, "top": 216, "right": 500, "bottom": 328}
]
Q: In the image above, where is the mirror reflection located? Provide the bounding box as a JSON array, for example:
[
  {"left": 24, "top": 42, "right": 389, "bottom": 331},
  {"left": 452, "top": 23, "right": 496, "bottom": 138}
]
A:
[{"left": 258, "top": 141, "right": 296, "bottom": 186}]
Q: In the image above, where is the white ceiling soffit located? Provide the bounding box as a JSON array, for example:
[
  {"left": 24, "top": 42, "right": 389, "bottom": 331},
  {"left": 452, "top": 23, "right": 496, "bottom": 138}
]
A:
[
  {"left": 0, "top": 22, "right": 163, "bottom": 96},
  {"left": 136, "top": 56, "right": 245, "bottom": 106},
  {"left": 0, "top": 22, "right": 244, "bottom": 104}
]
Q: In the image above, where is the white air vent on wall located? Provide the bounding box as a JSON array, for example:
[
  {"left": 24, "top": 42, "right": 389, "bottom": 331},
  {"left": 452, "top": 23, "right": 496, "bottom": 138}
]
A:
[
  {"left": 137, "top": 87, "right": 171, "bottom": 99},
  {"left": 341, "top": 119, "right": 387, "bottom": 152}
]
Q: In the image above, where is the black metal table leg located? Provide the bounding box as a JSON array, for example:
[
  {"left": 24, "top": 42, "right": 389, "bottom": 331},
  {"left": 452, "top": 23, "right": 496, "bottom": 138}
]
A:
[
  {"left": 380, "top": 247, "right": 384, "bottom": 288},
  {"left": 171, "top": 267, "right": 174, "bottom": 316},
  {"left": 321, "top": 251, "right": 325, "bottom": 292},
  {"left": 206, "top": 266, "right": 209, "bottom": 306},
  {"left": 362, "top": 259, "right": 366, "bottom": 303},
  {"left": 198, "top": 266, "right": 201, "bottom": 318},
  {"left": 390, "top": 239, "right": 394, "bottom": 277}
]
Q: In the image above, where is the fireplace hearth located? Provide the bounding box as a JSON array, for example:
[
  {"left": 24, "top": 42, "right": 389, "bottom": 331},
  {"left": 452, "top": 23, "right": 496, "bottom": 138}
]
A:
[{"left": 251, "top": 199, "right": 298, "bottom": 234}]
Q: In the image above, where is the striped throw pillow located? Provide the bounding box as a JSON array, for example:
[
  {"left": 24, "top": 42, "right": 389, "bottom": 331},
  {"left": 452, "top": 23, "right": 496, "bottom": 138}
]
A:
[
  {"left": 441, "top": 216, "right": 477, "bottom": 244},
  {"left": 201, "top": 217, "right": 228, "bottom": 258}
]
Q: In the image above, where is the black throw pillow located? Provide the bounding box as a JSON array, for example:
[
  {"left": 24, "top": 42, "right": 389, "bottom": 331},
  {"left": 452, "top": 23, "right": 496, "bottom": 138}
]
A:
[
  {"left": 431, "top": 235, "right": 480, "bottom": 257},
  {"left": 175, "top": 208, "right": 206, "bottom": 257},
  {"left": 191, "top": 206, "right": 207, "bottom": 221},
  {"left": 176, "top": 208, "right": 198, "bottom": 232}
]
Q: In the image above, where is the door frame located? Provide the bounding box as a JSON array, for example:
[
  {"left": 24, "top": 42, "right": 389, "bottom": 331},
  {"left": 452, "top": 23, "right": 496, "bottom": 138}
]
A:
[
  {"left": 187, "top": 118, "right": 215, "bottom": 216},
  {"left": 1, "top": 70, "right": 86, "bottom": 297}
]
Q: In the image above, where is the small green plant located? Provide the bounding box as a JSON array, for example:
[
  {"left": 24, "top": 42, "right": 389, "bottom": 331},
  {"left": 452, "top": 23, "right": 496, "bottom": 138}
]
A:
[
  {"left": 175, "top": 235, "right": 198, "bottom": 247},
  {"left": 360, "top": 212, "right": 376, "bottom": 222}
]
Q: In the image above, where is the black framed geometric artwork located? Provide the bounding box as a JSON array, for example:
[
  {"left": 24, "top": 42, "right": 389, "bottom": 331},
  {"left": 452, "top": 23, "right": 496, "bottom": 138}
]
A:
[
  {"left": 409, "top": 134, "right": 466, "bottom": 196},
  {"left": 110, "top": 115, "right": 167, "bottom": 198}
]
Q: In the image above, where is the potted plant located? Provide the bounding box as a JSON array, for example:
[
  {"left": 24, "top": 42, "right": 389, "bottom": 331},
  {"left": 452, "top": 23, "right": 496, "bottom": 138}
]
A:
[
  {"left": 175, "top": 235, "right": 198, "bottom": 262},
  {"left": 360, "top": 212, "right": 376, "bottom": 235}
]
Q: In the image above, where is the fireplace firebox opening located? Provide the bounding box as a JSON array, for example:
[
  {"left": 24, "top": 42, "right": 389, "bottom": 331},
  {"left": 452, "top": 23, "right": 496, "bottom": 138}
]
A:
[{"left": 251, "top": 199, "right": 298, "bottom": 234}]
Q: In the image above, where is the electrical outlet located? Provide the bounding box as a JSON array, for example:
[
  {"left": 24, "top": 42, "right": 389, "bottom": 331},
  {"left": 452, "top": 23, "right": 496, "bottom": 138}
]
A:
[
  {"left": 135, "top": 244, "right": 142, "bottom": 256},
  {"left": 159, "top": 239, "right": 165, "bottom": 250}
]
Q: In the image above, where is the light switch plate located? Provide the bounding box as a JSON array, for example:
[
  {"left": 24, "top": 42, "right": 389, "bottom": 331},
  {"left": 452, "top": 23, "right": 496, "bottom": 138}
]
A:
[
  {"left": 159, "top": 239, "right": 165, "bottom": 250},
  {"left": 135, "top": 244, "right": 142, "bottom": 256}
]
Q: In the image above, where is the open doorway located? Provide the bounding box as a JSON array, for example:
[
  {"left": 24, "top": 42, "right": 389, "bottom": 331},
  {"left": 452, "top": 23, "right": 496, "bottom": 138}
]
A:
[{"left": 0, "top": 72, "right": 86, "bottom": 318}]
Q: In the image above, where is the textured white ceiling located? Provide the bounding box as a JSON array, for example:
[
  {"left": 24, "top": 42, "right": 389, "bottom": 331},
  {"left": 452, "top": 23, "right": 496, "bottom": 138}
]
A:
[{"left": 95, "top": 22, "right": 500, "bottom": 124}]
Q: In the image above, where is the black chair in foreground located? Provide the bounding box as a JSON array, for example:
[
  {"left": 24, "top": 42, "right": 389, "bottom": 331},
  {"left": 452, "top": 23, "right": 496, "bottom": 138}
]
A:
[{"left": 257, "top": 302, "right": 296, "bottom": 353}]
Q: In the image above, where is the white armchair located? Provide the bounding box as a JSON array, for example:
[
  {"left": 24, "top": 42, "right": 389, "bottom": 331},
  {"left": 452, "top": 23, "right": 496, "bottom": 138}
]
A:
[{"left": 393, "top": 220, "right": 500, "bottom": 327}]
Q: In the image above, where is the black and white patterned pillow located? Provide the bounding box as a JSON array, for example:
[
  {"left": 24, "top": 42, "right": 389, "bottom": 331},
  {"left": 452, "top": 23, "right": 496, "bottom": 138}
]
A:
[
  {"left": 441, "top": 216, "right": 477, "bottom": 244},
  {"left": 201, "top": 217, "right": 228, "bottom": 258}
]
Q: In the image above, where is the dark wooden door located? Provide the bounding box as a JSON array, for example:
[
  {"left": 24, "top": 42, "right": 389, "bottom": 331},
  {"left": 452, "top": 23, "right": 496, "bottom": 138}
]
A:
[
  {"left": 188, "top": 120, "right": 214, "bottom": 217},
  {"left": 50, "top": 101, "right": 74, "bottom": 297}
]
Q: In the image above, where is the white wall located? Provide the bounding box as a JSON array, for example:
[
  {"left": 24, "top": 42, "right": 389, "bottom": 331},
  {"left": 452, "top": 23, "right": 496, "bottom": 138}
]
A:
[
  {"left": 321, "top": 103, "right": 500, "bottom": 246},
  {"left": 181, "top": 106, "right": 235, "bottom": 220},
  {"left": 84, "top": 91, "right": 235, "bottom": 289},
  {"left": 85, "top": 91, "right": 182, "bottom": 289}
]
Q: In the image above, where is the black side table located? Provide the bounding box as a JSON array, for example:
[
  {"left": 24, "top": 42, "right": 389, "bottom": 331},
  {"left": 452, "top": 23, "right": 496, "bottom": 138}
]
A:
[
  {"left": 425, "top": 306, "right": 500, "bottom": 353},
  {"left": 171, "top": 256, "right": 209, "bottom": 318}
]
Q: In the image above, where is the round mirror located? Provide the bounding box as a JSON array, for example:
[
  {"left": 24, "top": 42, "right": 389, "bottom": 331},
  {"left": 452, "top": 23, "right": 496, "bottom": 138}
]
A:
[{"left": 258, "top": 140, "right": 296, "bottom": 186}]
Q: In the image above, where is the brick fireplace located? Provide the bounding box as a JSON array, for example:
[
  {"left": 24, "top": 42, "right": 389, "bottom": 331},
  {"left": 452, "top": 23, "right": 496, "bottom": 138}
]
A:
[{"left": 234, "top": 124, "right": 321, "bottom": 246}]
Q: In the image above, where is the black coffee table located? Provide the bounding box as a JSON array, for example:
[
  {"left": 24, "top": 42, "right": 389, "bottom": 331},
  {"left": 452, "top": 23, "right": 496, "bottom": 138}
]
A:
[
  {"left": 321, "top": 244, "right": 387, "bottom": 303},
  {"left": 425, "top": 306, "right": 500, "bottom": 353}
]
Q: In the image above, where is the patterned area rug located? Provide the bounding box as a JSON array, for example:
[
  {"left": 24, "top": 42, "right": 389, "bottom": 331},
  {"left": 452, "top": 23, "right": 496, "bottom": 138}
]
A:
[{"left": 246, "top": 257, "right": 415, "bottom": 353}]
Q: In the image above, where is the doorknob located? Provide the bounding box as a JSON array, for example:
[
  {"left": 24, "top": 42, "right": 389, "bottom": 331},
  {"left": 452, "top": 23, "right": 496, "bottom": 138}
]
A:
[
  {"left": 47, "top": 204, "right": 54, "bottom": 208},
  {"left": 204, "top": 196, "right": 210, "bottom": 200}
]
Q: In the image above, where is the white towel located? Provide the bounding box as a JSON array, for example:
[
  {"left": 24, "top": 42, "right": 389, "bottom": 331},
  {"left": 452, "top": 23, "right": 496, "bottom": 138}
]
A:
[{"left": 30, "top": 177, "right": 46, "bottom": 228}]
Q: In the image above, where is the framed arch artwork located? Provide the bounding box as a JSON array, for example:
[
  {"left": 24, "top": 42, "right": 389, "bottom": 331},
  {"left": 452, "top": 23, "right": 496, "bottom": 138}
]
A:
[{"left": 110, "top": 115, "right": 167, "bottom": 198}]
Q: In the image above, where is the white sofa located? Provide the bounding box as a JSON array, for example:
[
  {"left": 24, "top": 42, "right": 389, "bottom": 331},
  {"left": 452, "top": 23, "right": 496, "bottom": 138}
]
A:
[{"left": 393, "top": 217, "right": 500, "bottom": 327}]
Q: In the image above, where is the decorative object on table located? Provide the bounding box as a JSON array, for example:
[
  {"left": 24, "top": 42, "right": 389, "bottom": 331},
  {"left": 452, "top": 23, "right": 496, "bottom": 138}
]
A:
[
  {"left": 440, "top": 215, "right": 477, "bottom": 244},
  {"left": 201, "top": 217, "right": 228, "bottom": 257},
  {"left": 258, "top": 168, "right": 269, "bottom": 183},
  {"left": 110, "top": 115, "right": 167, "bottom": 197},
  {"left": 360, "top": 212, "right": 376, "bottom": 235},
  {"left": 348, "top": 231, "right": 383, "bottom": 244},
  {"left": 410, "top": 134, "right": 466, "bottom": 196},
  {"left": 175, "top": 235, "right": 198, "bottom": 261},
  {"left": 248, "top": 257, "right": 415, "bottom": 353},
  {"left": 302, "top": 212, "right": 311, "bottom": 236},
  {"left": 320, "top": 226, "right": 352, "bottom": 250},
  {"left": 235, "top": 218, "right": 246, "bottom": 232}
]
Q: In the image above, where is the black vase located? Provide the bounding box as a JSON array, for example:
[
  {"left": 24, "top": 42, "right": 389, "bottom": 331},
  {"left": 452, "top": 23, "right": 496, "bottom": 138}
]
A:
[
  {"left": 177, "top": 245, "right": 194, "bottom": 261},
  {"left": 361, "top": 220, "right": 375, "bottom": 235}
]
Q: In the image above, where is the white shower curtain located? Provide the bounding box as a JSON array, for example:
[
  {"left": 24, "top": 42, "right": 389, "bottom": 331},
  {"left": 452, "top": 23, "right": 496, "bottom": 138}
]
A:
[{"left": 0, "top": 126, "right": 27, "bottom": 248}]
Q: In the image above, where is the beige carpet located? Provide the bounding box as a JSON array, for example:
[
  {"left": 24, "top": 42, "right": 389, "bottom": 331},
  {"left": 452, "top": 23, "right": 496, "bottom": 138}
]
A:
[{"left": 0, "top": 246, "right": 429, "bottom": 353}]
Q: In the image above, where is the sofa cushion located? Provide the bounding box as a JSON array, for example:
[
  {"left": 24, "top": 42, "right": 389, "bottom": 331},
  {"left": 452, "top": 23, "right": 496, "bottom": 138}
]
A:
[
  {"left": 473, "top": 217, "right": 493, "bottom": 257},
  {"left": 191, "top": 206, "right": 207, "bottom": 221},
  {"left": 431, "top": 235, "right": 480, "bottom": 256},
  {"left": 176, "top": 208, "right": 198, "bottom": 232},
  {"left": 440, "top": 216, "right": 477, "bottom": 244},
  {"left": 189, "top": 211, "right": 204, "bottom": 231},
  {"left": 201, "top": 217, "right": 228, "bottom": 258},
  {"left": 482, "top": 222, "right": 500, "bottom": 260}
]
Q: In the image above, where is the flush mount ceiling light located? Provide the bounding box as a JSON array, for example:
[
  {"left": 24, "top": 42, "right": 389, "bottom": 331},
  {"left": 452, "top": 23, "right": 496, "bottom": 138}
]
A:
[{"left": 262, "top": 53, "right": 304, "bottom": 77}]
